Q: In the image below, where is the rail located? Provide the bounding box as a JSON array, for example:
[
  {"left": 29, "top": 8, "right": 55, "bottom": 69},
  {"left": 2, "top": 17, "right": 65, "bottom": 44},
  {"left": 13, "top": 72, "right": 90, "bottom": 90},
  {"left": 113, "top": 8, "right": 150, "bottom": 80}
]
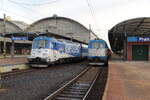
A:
[
  {"left": 44, "top": 66, "right": 101, "bottom": 100},
  {"left": 44, "top": 67, "right": 90, "bottom": 100}
]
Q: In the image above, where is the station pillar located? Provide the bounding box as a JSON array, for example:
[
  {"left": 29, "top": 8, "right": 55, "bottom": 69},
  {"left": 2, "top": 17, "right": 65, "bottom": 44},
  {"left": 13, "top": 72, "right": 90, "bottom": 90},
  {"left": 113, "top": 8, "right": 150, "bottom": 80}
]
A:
[
  {"left": 3, "top": 38, "right": 6, "bottom": 58},
  {"left": 124, "top": 38, "right": 127, "bottom": 60},
  {"left": 0, "top": 74, "right": 1, "bottom": 88},
  {"left": 11, "top": 40, "right": 15, "bottom": 58},
  {"left": 0, "top": 42, "right": 1, "bottom": 54}
]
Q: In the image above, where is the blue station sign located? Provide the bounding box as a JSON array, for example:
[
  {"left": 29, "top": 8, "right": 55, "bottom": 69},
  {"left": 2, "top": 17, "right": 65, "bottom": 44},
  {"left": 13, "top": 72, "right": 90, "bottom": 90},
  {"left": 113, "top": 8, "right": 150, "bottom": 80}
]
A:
[
  {"left": 127, "top": 37, "right": 150, "bottom": 42},
  {"left": 11, "top": 36, "right": 28, "bottom": 40}
]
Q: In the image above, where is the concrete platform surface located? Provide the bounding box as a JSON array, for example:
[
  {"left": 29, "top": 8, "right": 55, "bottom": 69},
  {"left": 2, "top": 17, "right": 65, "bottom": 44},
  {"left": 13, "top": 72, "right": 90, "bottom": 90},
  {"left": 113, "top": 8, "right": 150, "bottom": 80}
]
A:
[
  {"left": 103, "top": 61, "right": 150, "bottom": 100},
  {"left": 0, "top": 57, "right": 28, "bottom": 73},
  {"left": 0, "top": 57, "right": 27, "bottom": 66},
  {"left": 0, "top": 55, "right": 29, "bottom": 59}
]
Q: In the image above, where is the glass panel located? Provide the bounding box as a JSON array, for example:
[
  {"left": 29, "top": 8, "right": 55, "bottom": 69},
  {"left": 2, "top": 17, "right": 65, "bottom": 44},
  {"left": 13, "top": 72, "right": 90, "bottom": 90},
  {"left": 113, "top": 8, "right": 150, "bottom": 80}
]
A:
[
  {"left": 32, "top": 40, "right": 46, "bottom": 49},
  {"left": 92, "top": 42, "right": 99, "bottom": 49},
  {"left": 99, "top": 43, "right": 105, "bottom": 48}
]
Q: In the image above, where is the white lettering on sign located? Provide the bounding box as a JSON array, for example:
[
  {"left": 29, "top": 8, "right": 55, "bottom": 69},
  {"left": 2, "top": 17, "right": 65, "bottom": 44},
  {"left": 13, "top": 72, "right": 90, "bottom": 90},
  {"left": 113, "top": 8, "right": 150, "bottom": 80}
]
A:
[
  {"left": 11, "top": 37, "right": 28, "bottom": 40},
  {"left": 138, "top": 37, "right": 150, "bottom": 42}
]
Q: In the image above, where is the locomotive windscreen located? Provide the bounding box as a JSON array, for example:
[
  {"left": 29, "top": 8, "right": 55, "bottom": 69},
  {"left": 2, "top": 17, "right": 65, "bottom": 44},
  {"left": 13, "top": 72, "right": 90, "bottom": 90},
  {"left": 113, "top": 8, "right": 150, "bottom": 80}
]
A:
[
  {"left": 32, "top": 40, "right": 48, "bottom": 49},
  {"left": 92, "top": 42, "right": 105, "bottom": 49}
]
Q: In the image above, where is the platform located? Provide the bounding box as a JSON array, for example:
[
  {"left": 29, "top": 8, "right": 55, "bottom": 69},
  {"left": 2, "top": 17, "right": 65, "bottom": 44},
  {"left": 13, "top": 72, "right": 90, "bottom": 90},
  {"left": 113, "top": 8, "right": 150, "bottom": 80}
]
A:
[
  {"left": 0, "top": 57, "right": 28, "bottom": 73},
  {"left": 103, "top": 61, "right": 150, "bottom": 100}
]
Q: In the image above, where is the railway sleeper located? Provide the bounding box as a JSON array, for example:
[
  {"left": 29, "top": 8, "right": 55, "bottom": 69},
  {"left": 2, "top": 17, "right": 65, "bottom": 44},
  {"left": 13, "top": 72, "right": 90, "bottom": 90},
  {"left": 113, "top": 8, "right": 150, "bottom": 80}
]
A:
[
  {"left": 55, "top": 96, "right": 82, "bottom": 100},
  {"left": 65, "top": 89, "right": 87, "bottom": 92},
  {"left": 72, "top": 82, "right": 91, "bottom": 86},
  {"left": 63, "top": 91, "right": 86, "bottom": 95},
  {"left": 58, "top": 94, "right": 84, "bottom": 98},
  {"left": 68, "top": 87, "right": 89, "bottom": 90}
]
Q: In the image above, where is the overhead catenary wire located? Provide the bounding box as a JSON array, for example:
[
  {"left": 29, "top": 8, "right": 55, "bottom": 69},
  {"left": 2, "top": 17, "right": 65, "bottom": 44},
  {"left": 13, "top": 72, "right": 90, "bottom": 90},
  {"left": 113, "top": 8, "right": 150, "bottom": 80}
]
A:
[
  {"left": 85, "top": 0, "right": 101, "bottom": 35},
  {"left": 7, "top": 0, "right": 45, "bottom": 18},
  {"left": 0, "top": 9, "right": 35, "bottom": 22},
  {"left": 88, "top": 0, "right": 97, "bottom": 15},
  {"left": 89, "top": 0, "right": 102, "bottom": 35},
  {"left": 0, "top": 0, "right": 3, "bottom": 10},
  {"left": 1, "top": 0, "right": 61, "bottom": 25},
  {"left": 7, "top": 0, "right": 61, "bottom": 6},
  {"left": 0, "top": 0, "right": 36, "bottom": 23},
  {"left": 86, "top": 0, "right": 107, "bottom": 40}
]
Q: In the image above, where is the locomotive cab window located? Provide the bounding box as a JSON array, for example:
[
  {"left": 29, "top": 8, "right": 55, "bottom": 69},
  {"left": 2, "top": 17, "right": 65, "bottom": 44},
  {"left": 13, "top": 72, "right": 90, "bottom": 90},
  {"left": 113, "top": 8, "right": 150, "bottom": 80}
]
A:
[
  {"left": 38, "top": 40, "right": 45, "bottom": 48},
  {"left": 48, "top": 42, "right": 53, "bottom": 49},
  {"left": 92, "top": 42, "right": 100, "bottom": 49},
  {"left": 99, "top": 43, "right": 105, "bottom": 48},
  {"left": 32, "top": 40, "right": 48, "bottom": 49}
]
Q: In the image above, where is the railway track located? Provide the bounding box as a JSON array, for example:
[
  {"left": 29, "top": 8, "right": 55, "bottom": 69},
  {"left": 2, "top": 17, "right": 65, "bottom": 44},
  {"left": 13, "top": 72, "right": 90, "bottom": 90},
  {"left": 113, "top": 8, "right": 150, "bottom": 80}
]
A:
[
  {"left": 44, "top": 66, "right": 103, "bottom": 100},
  {"left": 0, "top": 62, "right": 90, "bottom": 100}
]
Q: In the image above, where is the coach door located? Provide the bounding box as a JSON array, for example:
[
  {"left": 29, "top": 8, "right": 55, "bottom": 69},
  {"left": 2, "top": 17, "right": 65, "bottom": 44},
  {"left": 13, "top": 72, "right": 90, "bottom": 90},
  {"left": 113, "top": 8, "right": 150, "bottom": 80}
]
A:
[{"left": 132, "top": 45, "right": 148, "bottom": 61}]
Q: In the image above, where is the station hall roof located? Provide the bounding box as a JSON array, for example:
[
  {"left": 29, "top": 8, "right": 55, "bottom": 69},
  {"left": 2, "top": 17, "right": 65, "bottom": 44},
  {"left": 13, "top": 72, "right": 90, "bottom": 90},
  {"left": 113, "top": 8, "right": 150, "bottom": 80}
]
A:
[
  {"left": 25, "top": 16, "right": 98, "bottom": 43},
  {"left": 0, "top": 16, "right": 99, "bottom": 44},
  {"left": 26, "top": 16, "right": 89, "bottom": 32},
  {"left": 108, "top": 17, "right": 150, "bottom": 53},
  {"left": 0, "top": 18, "right": 24, "bottom": 34},
  {"left": 25, "top": 16, "right": 98, "bottom": 38},
  {"left": 109, "top": 17, "right": 150, "bottom": 37},
  {"left": 11, "top": 20, "right": 28, "bottom": 31}
]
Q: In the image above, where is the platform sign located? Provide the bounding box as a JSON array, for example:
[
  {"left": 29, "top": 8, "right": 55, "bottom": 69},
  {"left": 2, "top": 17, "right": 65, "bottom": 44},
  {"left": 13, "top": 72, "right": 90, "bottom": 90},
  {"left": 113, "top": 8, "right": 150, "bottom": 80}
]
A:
[
  {"left": 128, "top": 37, "right": 150, "bottom": 42},
  {"left": 138, "top": 37, "right": 150, "bottom": 42},
  {"left": 11, "top": 36, "right": 28, "bottom": 40}
]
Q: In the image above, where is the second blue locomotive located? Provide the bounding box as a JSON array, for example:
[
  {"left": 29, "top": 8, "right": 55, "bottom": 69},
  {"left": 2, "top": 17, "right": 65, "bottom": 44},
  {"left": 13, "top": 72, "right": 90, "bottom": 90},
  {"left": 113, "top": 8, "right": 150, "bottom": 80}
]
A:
[{"left": 88, "top": 39, "right": 110, "bottom": 66}]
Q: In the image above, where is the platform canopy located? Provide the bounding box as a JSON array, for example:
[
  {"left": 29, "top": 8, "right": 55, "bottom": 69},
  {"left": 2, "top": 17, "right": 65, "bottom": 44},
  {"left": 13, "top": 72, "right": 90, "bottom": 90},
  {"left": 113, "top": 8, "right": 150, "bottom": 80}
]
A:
[{"left": 109, "top": 17, "right": 150, "bottom": 54}]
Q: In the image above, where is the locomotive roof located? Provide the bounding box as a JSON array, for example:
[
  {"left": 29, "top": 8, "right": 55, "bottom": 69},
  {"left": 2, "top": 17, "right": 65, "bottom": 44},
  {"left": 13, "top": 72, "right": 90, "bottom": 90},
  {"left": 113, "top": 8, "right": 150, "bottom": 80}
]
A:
[
  {"left": 33, "top": 36, "right": 80, "bottom": 46},
  {"left": 89, "top": 39, "right": 106, "bottom": 43},
  {"left": 33, "top": 36, "right": 57, "bottom": 41}
]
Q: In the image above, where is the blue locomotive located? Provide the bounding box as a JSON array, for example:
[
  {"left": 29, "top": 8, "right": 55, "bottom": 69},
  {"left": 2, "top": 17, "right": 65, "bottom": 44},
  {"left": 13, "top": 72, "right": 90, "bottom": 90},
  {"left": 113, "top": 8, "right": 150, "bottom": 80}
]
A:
[
  {"left": 88, "top": 39, "right": 110, "bottom": 66},
  {"left": 27, "top": 36, "right": 88, "bottom": 67}
]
